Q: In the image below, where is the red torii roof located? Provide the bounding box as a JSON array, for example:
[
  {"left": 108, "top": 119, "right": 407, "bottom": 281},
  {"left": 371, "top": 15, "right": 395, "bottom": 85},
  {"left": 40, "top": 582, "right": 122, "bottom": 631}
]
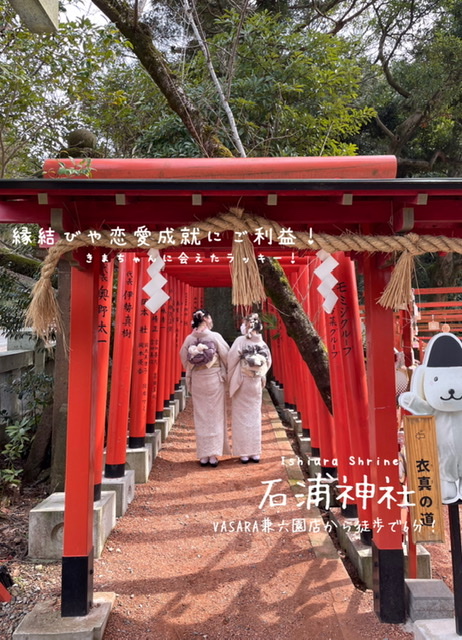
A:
[{"left": 2, "top": 156, "right": 462, "bottom": 287}]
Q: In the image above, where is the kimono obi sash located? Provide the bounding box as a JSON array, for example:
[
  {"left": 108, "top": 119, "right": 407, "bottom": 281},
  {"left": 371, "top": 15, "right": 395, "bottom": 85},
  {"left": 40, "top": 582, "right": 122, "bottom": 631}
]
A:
[{"left": 193, "top": 358, "right": 220, "bottom": 371}]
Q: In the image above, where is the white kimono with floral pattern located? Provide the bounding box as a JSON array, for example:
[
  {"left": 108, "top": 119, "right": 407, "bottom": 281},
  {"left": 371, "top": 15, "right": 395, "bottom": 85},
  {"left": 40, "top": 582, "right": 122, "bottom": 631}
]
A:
[
  {"left": 180, "top": 329, "right": 230, "bottom": 458},
  {"left": 227, "top": 334, "right": 271, "bottom": 457}
]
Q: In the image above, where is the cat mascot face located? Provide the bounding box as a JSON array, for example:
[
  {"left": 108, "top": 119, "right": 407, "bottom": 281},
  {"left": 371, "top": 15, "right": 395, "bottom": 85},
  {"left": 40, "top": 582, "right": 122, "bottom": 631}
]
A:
[{"left": 399, "top": 332, "right": 462, "bottom": 504}]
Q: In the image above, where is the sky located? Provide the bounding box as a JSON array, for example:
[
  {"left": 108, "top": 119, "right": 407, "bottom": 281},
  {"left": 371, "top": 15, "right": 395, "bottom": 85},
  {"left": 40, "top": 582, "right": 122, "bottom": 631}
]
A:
[
  {"left": 64, "top": 1, "right": 152, "bottom": 23},
  {"left": 63, "top": 0, "right": 107, "bottom": 24}
]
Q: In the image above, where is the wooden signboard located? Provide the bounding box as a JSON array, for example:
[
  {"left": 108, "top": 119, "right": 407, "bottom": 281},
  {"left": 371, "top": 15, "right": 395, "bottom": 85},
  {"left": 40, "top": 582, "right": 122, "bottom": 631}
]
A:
[{"left": 403, "top": 414, "right": 445, "bottom": 544}]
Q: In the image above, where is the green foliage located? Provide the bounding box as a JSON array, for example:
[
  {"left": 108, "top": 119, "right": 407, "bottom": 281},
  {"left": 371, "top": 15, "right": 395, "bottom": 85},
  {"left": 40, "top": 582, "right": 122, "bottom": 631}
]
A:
[
  {"left": 136, "top": 10, "right": 375, "bottom": 157},
  {"left": 0, "top": 416, "right": 34, "bottom": 490},
  {"left": 3, "top": 0, "right": 461, "bottom": 172},
  {"left": 0, "top": 268, "right": 33, "bottom": 338},
  {"left": 134, "top": 113, "right": 203, "bottom": 158},
  {"left": 0, "top": 370, "right": 53, "bottom": 493},
  {"left": 0, "top": 0, "right": 129, "bottom": 177},
  {"left": 10, "top": 370, "right": 54, "bottom": 426},
  {"left": 73, "top": 56, "right": 168, "bottom": 158},
  {"left": 0, "top": 221, "right": 42, "bottom": 338},
  {"left": 56, "top": 158, "right": 94, "bottom": 177},
  {"left": 260, "top": 311, "right": 280, "bottom": 339},
  {"left": 346, "top": 0, "right": 462, "bottom": 175}
]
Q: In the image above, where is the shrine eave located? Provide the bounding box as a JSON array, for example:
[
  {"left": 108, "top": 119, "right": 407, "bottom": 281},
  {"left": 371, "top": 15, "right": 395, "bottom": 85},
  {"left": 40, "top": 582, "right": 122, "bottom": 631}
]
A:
[
  {"left": 1, "top": 177, "right": 462, "bottom": 236},
  {"left": 2, "top": 176, "right": 462, "bottom": 194}
]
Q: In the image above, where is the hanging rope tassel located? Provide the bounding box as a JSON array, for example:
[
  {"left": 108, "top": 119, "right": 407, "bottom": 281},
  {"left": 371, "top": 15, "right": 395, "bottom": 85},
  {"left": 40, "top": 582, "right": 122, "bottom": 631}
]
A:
[
  {"left": 25, "top": 244, "right": 65, "bottom": 341},
  {"left": 378, "top": 233, "right": 421, "bottom": 311},
  {"left": 377, "top": 251, "right": 415, "bottom": 310},
  {"left": 229, "top": 207, "right": 266, "bottom": 312}
]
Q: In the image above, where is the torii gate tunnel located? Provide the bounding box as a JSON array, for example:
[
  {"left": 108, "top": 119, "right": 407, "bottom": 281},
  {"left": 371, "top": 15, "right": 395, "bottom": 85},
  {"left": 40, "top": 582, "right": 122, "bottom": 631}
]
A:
[{"left": 3, "top": 155, "right": 462, "bottom": 624}]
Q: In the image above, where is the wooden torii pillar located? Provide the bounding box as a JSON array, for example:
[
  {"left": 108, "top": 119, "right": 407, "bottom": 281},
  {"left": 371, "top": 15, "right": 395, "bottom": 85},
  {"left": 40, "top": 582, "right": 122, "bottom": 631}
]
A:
[
  {"left": 363, "top": 254, "right": 405, "bottom": 623},
  {"left": 61, "top": 255, "right": 99, "bottom": 616}
]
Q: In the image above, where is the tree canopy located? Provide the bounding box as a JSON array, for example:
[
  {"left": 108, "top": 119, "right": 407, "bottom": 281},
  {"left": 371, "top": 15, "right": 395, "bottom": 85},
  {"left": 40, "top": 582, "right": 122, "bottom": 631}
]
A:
[
  {"left": 2, "top": 0, "right": 462, "bottom": 175},
  {"left": 0, "top": 0, "right": 127, "bottom": 177},
  {"left": 85, "top": 0, "right": 462, "bottom": 174},
  {"left": 134, "top": 10, "right": 375, "bottom": 157}
]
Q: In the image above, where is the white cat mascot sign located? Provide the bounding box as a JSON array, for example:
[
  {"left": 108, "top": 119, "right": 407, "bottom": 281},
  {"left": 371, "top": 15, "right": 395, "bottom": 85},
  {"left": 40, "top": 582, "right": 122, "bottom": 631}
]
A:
[{"left": 399, "top": 332, "right": 462, "bottom": 504}]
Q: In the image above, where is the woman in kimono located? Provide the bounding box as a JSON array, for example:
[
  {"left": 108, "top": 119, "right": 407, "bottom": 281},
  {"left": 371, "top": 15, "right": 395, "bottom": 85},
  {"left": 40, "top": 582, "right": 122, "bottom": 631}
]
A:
[
  {"left": 179, "top": 309, "right": 230, "bottom": 467},
  {"left": 228, "top": 313, "right": 271, "bottom": 463}
]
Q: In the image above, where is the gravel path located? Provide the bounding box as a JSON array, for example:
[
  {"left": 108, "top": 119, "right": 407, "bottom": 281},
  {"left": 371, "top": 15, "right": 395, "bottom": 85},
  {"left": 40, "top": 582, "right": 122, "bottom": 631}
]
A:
[{"left": 1, "top": 392, "right": 423, "bottom": 639}]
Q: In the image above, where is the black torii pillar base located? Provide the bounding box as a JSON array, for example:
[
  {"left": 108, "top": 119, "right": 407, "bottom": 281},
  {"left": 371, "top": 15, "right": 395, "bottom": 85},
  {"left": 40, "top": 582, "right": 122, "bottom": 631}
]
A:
[
  {"left": 372, "top": 542, "right": 405, "bottom": 623},
  {"left": 61, "top": 548, "right": 94, "bottom": 617},
  {"left": 448, "top": 502, "right": 462, "bottom": 635}
]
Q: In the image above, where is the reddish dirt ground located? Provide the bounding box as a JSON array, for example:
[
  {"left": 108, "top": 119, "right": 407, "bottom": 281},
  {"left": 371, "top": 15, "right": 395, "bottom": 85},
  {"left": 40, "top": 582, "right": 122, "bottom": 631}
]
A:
[
  {"left": 1, "top": 392, "right": 456, "bottom": 639},
  {"left": 95, "top": 396, "right": 413, "bottom": 640}
]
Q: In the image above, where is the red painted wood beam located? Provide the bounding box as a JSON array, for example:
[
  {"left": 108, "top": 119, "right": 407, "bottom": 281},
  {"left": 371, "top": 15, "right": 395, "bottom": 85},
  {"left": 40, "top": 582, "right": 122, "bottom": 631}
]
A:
[
  {"left": 146, "top": 310, "right": 160, "bottom": 430},
  {"left": 364, "top": 256, "right": 402, "bottom": 542},
  {"left": 155, "top": 300, "right": 169, "bottom": 419},
  {"left": 172, "top": 277, "right": 183, "bottom": 388},
  {"left": 416, "top": 300, "right": 462, "bottom": 308},
  {"left": 128, "top": 257, "right": 151, "bottom": 448},
  {"left": 164, "top": 280, "right": 175, "bottom": 410},
  {"left": 326, "top": 297, "right": 352, "bottom": 487},
  {"left": 331, "top": 253, "right": 371, "bottom": 522},
  {"left": 43, "top": 156, "right": 397, "bottom": 180},
  {"left": 290, "top": 266, "right": 310, "bottom": 427},
  {"left": 363, "top": 253, "right": 405, "bottom": 623},
  {"left": 27, "top": 198, "right": 396, "bottom": 230},
  {"left": 93, "top": 259, "right": 114, "bottom": 500},
  {"left": 415, "top": 287, "right": 462, "bottom": 295},
  {"left": 292, "top": 263, "right": 311, "bottom": 436},
  {"left": 0, "top": 582, "right": 11, "bottom": 603},
  {"left": 418, "top": 312, "right": 462, "bottom": 318},
  {"left": 105, "top": 255, "right": 138, "bottom": 477},
  {"left": 61, "top": 257, "right": 99, "bottom": 617},
  {"left": 312, "top": 285, "right": 336, "bottom": 467},
  {"left": 273, "top": 305, "right": 284, "bottom": 388}
]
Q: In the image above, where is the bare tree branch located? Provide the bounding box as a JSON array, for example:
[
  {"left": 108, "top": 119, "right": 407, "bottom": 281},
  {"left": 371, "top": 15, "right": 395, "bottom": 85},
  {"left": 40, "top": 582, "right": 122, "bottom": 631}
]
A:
[
  {"left": 330, "top": 0, "right": 375, "bottom": 35},
  {"left": 374, "top": 114, "right": 396, "bottom": 142},
  {"left": 182, "top": 0, "right": 247, "bottom": 157},
  {"left": 225, "top": 0, "right": 250, "bottom": 100},
  {"left": 398, "top": 151, "right": 462, "bottom": 176},
  {"left": 91, "top": 0, "right": 234, "bottom": 157},
  {"left": 376, "top": 23, "right": 411, "bottom": 99}
]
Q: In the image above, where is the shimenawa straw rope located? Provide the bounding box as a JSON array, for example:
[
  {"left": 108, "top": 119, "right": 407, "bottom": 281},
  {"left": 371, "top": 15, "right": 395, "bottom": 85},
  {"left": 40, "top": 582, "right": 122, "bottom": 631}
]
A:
[{"left": 25, "top": 210, "right": 459, "bottom": 339}]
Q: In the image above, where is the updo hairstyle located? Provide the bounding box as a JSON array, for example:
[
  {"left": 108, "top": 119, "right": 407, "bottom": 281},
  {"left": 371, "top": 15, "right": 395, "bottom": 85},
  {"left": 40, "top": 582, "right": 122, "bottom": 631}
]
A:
[
  {"left": 191, "top": 308, "right": 211, "bottom": 329},
  {"left": 246, "top": 313, "right": 263, "bottom": 334}
]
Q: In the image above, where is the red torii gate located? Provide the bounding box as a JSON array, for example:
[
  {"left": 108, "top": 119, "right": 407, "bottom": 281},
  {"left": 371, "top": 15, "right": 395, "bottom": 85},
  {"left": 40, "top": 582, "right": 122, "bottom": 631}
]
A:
[{"left": 2, "top": 155, "right": 462, "bottom": 624}]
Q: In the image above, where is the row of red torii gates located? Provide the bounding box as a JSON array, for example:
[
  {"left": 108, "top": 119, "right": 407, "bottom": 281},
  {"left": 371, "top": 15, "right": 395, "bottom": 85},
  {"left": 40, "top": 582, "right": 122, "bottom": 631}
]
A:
[{"left": 2, "top": 155, "right": 462, "bottom": 625}]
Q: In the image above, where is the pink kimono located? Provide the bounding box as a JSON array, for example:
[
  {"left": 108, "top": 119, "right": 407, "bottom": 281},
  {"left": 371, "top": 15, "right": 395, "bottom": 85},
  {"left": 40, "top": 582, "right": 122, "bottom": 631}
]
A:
[{"left": 228, "top": 333, "right": 271, "bottom": 457}]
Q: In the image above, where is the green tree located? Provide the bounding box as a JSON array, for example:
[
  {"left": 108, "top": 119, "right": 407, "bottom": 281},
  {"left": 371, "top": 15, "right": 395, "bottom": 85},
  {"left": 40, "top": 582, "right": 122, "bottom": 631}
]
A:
[
  {"left": 334, "top": 1, "right": 462, "bottom": 176},
  {"left": 90, "top": 1, "right": 375, "bottom": 158},
  {"left": 0, "top": 1, "right": 127, "bottom": 177},
  {"left": 135, "top": 11, "right": 375, "bottom": 157},
  {"left": 87, "top": 1, "right": 462, "bottom": 176}
]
